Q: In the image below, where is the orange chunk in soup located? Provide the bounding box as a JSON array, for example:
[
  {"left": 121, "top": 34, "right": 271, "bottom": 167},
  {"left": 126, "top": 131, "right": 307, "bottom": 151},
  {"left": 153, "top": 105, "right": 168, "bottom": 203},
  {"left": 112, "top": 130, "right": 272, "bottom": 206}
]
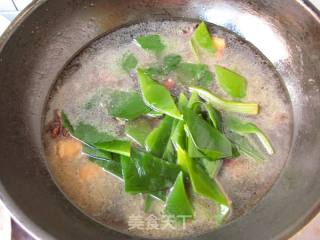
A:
[
  {"left": 56, "top": 138, "right": 82, "bottom": 160},
  {"left": 79, "top": 162, "right": 104, "bottom": 182}
]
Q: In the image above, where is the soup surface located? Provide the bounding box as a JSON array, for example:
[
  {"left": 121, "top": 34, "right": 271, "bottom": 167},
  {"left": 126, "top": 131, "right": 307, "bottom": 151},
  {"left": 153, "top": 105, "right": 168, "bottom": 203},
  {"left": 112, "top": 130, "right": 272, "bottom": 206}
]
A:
[{"left": 43, "top": 20, "right": 292, "bottom": 239}]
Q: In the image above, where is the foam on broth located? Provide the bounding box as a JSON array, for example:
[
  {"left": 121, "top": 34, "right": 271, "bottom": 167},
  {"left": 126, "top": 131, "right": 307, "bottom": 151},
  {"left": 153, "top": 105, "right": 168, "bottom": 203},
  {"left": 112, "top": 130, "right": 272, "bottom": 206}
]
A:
[{"left": 43, "top": 20, "right": 292, "bottom": 239}]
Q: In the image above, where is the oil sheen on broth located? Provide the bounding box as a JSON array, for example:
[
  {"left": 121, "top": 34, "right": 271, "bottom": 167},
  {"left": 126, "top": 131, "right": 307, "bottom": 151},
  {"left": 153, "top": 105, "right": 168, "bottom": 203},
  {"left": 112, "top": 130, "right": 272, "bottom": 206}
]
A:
[{"left": 43, "top": 21, "right": 292, "bottom": 239}]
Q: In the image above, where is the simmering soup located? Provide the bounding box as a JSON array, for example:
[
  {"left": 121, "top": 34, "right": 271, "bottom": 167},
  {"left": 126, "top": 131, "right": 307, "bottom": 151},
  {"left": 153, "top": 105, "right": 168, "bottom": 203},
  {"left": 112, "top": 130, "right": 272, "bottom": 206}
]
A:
[{"left": 43, "top": 20, "right": 292, "bottom": 239}]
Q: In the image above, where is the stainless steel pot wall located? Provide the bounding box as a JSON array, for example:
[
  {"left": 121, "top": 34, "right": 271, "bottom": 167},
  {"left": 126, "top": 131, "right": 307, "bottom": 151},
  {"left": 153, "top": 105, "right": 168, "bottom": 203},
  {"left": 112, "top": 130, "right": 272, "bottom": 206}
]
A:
[{"left": 0, "top": 0, "right": 319, "bottom": 239}]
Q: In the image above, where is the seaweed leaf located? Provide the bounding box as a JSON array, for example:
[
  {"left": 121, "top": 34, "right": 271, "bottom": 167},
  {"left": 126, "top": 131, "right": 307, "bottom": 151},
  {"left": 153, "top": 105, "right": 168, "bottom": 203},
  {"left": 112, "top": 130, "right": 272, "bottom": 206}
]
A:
[
  {"left": 190, "top": 87, "right": 259, "bottom": 115},
  {"left": 135, "top": 35, "right": 165, "bottom": 53},
  {"left": 138, "top": 68, "right": 182, "bottom": 119},
  {"left": 215, "top": 65, "right": 247, "bottom": 98},
  {"left": 121, "top": 52, "right": 138, "bottom": 73}
]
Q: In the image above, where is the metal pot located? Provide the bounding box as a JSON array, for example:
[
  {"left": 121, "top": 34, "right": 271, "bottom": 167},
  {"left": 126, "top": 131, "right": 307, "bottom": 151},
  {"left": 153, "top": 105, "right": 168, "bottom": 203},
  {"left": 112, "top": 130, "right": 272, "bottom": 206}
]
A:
[{"left": 0, "top": 0, "right": 319, "bottom": 239}]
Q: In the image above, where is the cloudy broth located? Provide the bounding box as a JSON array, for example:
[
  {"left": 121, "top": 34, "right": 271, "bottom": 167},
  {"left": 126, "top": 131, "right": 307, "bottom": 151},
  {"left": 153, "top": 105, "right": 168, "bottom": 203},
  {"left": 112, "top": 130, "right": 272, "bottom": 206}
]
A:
[{"left": 43, "top": 20, "right": 292, "bottom": 239}]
